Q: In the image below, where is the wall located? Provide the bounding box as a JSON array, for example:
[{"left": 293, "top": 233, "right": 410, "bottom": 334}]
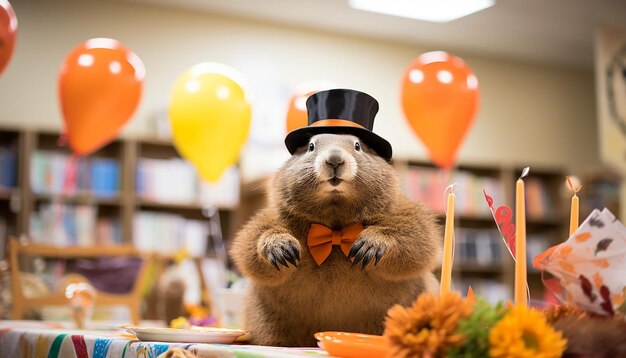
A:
[{"left": 0, "top": 0, "right": 600, "bottom": 179}]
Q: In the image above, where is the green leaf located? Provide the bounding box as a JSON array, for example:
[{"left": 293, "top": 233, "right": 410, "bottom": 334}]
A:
[{"left": 447, "top": 299, "right": 508, "bottom": 358}]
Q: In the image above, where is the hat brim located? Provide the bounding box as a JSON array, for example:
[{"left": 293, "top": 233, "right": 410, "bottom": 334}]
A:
[{"left": 285, "top": 126, "right": 393, "bottom": 161}]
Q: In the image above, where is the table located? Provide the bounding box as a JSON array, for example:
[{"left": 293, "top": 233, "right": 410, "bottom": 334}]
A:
[{"left": 0, "top": 321, "right": 327, "bottom": 358}]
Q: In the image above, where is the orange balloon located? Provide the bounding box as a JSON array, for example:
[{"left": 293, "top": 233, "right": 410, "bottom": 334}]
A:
[
  {"left": 285, "top": 81, "right": 337, "bottom": 133},
  {"left": 59, "top": 38, "right": 145, "bottom": 155},
  {"left": 286, "top": 91, "right": 312, "bottom": 133},
  {"left": 401, "top": 51, "right": 479, "bottom": 169},
  {"left": 0, "top": 0, "right": 17, "bottom": 77}
]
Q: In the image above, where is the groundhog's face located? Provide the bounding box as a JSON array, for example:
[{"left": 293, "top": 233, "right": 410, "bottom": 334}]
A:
[
  {"left": 308, "top": 133, "right": 360, "bottom": 198},
  {"left": 274, "top": 133, "right": 397, "bottom": 220}
]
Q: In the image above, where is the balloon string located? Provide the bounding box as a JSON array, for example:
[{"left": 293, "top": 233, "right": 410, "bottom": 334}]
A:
[
  {"left": 203, "top": 204, "right": 229, "bottom": 271},
  {"left": 57, "top": 131, "right": 68, "bottom": 148},
  {"left": 55, "top": 154, "right": 80, "bottom": 230},
  {"left": 63, "top": 154, "right": 79, "bottom": 195}
]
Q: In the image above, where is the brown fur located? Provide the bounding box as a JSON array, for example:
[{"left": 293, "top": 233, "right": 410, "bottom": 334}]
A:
[{"left": 230, "top": 134, "right": 441, "bottom": 346}]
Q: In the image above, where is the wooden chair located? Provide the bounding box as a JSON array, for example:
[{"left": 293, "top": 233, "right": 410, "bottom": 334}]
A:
[{"left": 9, "top": 239, "right": 151, "bottom": 324}]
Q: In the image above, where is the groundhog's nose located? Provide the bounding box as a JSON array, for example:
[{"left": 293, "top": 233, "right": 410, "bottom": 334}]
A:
[{"left": 326, "top": 152, "right": 345, "bottom": 169}]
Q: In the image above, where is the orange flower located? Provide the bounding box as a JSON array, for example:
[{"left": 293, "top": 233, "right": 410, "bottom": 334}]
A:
[
  {"left": 384, "top": 292, "right": 473, "bottom": 358},
  {"left": 542, "top": 304, "right": 586, "bottom": 324}
]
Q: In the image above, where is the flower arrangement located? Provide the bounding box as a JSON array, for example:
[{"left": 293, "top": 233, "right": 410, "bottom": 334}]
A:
[
  {"left": 380, "top": 187, "right": 626, "bottom": 357},
  {"left": 384, "top": 292, "right": 578, "bottom": 358}
]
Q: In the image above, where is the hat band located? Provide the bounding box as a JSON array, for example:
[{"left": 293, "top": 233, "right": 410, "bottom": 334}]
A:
[{"left": 310, "top": 119, "right": 365, "bottom": 129}]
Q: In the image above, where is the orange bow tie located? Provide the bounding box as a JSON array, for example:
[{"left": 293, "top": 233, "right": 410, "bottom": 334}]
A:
[{"left": 307, "top": 223, "right": 363, "bottom": 265}]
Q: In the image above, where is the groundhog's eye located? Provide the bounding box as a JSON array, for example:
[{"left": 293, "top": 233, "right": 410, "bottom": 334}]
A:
[
  {"left": 354, "top": 142, "right": 361, "bottom": 151},
  {"left": 308, "top": 142, "right": 315, "bottom": 152}
]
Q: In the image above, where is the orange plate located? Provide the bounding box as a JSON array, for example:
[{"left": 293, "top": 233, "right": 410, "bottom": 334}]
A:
[{"left": 314, "top": 331, "right": 389, "bottom": 358}]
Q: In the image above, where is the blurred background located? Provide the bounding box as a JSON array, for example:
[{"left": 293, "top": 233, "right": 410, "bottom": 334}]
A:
[{"left": 0, "top": 0, "right": 624, "bottom": 326}]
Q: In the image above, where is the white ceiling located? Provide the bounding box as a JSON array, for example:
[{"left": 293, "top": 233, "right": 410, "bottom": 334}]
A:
[{"left": 125, "top": 0, "right": 626, "bottom": 69}]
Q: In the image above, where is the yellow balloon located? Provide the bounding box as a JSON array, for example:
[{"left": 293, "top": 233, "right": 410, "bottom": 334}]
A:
[{"left": 169, "top": 63, "right": 251, "bottom": 182}]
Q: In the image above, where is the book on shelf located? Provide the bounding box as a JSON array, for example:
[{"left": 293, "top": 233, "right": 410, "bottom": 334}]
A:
[
  {"left": 95, "top": 218, "right": 124, "bottom": 246},
  {"left": 454, "top": 228, "right": 503, "bottom": 267},
  {"left": 132, "top": 211, "right": 209, "bottom": 256},
  {"left": 29, "top": 203, "right": 122, "bottom": 246},
  {"left": 0, "top": 147, "right": 17, "bottom": 189},
  {"left": 200, "top": 166, "right": 240, "bottom": 209},
  {"left": 399, "top": 166, "right": 504, "bottom": 216},
  {"left": 137, "top": 158, "right": 198, "bottom": 204},
  {"left": 527, "top": 233, "right": 551, "bottom": 271},
  {"left": 137, "top": 158, "right": 240, "bottom": 208},
  {"left": 90, "top": 158, "right": 120, "bottom": 198},
  {"left": 30, "top": 151, "right": 120, "bottom": 197},
  {"left": 525, "top": 178, "right": 554, "bottom": 219},
  {"left": 583, "top": 177, "right": 621, "bottom": 214}
]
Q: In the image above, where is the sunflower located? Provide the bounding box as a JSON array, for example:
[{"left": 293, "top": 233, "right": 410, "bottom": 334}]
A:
[
  {"left": 384, "top": 292, "right": 473, "bottom": 358},
  {"left": 489, "top": 306, "right": 567, "bottom": 358}
]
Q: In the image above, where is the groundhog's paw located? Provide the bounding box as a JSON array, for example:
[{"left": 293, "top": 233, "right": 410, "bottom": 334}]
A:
[
  {"left": 347, "top": 232, "right": 389, "bottom": 270},
  {"left": 258, "top": 233, "right": 301, "bottom": 270}
]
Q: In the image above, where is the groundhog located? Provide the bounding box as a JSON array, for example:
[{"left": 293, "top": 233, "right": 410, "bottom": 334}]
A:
[{"left": 231, "top": 129, "right": 441, "bottom": 346}]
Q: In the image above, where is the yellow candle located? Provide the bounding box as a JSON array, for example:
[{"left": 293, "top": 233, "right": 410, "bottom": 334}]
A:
[
  {"left": 566, "top": 177, "right": 580, "bottom": 237},
  {"left": 515, "top": 178, "right": 528, "bottom": 307},
  {"left": 570, "top": 194, "right": 579, "bottom": 237},
  {"left": 440, "top": 190, "right": 455, "bottom": 295}
]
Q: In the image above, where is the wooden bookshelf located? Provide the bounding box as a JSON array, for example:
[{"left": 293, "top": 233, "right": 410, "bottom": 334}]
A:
[
  {"left": 0, "top": 129, "right": 23, "bottom": 260},
  {"left": 137, "top": 198, "right": 205, "bottom": 211},
  {"left": 34, "top": 193, "right": 123, "bottom": 206},
  {"left": 16, "top": 243, "right": 138, "bottom": 258},
  {"left": 395, "top": 159, "right": 568, "bottom": 303},
  {"left": 0, "top": 128, "right": 238, "bottom": 262}
]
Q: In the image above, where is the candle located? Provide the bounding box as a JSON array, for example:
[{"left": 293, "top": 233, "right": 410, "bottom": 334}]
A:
[
  {"left": 440, "top": 186, "right": 455, "bottom": 295},
  {"left": 567, "top": 176, "right": 580, "bottom": 237},
  {"left": 515, "top": 168, "right": 528, "bottom": 307},
  {"left": 570, "top": 194, "right": 579, "bottom": 236}
]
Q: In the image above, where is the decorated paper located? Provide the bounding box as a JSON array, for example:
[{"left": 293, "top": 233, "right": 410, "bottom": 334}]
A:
[
  {"left": 534, "top": 208, "right": 626, "bottom": 315},
  {"left": 483, "top": 190, "right": 516, "bottom": 258}
]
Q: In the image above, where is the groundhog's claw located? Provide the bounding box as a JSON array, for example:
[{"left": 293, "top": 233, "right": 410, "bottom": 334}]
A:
[
  {"left": 284, "top": 246, "right": 299, "bottom": 267},
  {"left": 267, "top": 252, "right": 280, "bottom": 270},
  {"left": 374, "top": 248, "right": 384, "bottom": 266},
  {"left": 348, "top": 240, "right": 386, "bottom": 270},
  {"left": 260, "top": 235, "right": 301, "bottom": 270}
]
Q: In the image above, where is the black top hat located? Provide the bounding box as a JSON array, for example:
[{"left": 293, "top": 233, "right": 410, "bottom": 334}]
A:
[{"left": 284, "top": 89, "right": 393, "bottom": 160}]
